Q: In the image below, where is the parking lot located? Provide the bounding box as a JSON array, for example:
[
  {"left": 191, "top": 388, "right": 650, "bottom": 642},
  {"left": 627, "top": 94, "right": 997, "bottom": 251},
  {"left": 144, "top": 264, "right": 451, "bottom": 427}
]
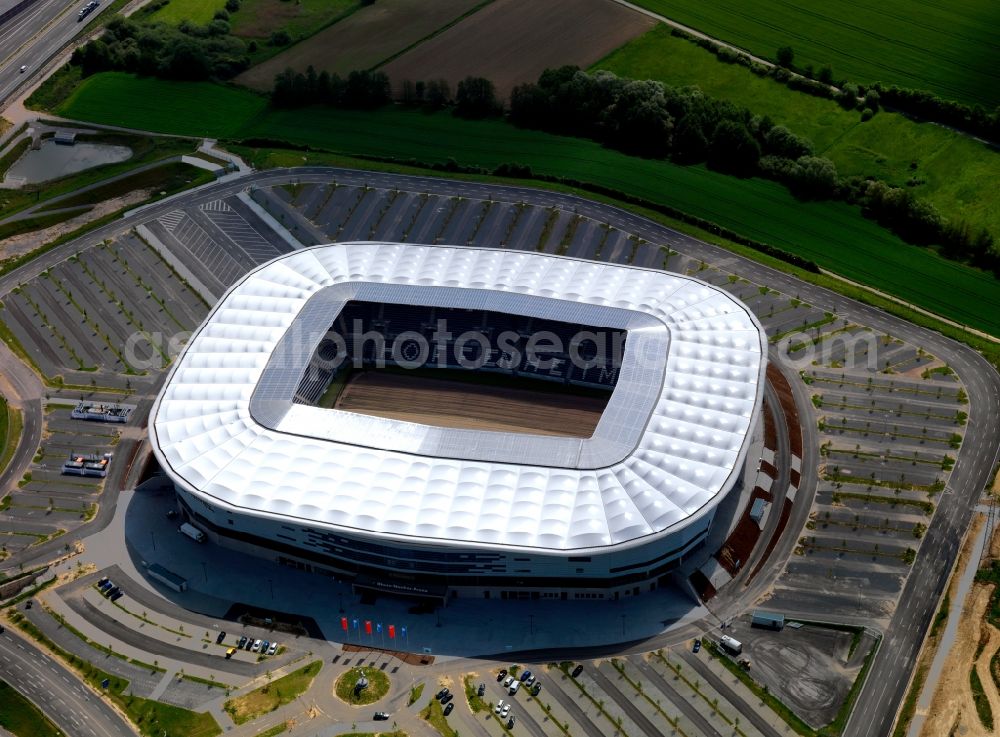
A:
[{"left": 0, "top": 400, "right": 126, "bottom": 559}]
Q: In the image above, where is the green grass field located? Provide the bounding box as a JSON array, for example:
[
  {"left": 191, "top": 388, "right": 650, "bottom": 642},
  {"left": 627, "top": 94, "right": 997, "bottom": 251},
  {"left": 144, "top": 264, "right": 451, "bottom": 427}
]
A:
[
  {"left": 595, "top": 25, "right": 1000, "bottom": 248},
  {"left": 54, "top": 73, "right": 1000, "bottom": 335},
  {"left": 0, "top": 679, "right": 62, "bottom": 737},
  {"left": 145, "top": 0, "right": 228, "bottom": 25},
  {"left": 631, "top": 0, "right": 1000, "bottom": 107},
  {"left": 55, "top": 74, "right": 268, "bottom": 138}
]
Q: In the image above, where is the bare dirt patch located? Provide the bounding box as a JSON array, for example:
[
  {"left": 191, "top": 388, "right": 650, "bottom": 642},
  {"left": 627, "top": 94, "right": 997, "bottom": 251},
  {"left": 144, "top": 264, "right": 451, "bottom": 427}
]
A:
[
  {"left": 922, "top": 583, "right": 998, "bottom": 737},
  {"left": 380, "top": 0, "right": 655, "bottom": 99},
  {"left": 236, "top": 0, "right": 484, "bottom": 91},
  {"left": 0, "top": 189, "right": 152, "bottom": 261},
  {"left": 334, "top": 370, "right": 607, "bottom": 436}
]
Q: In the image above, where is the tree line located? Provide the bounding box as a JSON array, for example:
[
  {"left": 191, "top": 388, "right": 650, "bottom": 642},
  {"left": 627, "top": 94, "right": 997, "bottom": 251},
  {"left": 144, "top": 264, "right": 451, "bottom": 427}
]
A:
[
  {"left": 70, "top": 16, "right": 250, "bottom": 81},
  {"left": 266, "top": 63, "right": 997, "bottom": 276}
]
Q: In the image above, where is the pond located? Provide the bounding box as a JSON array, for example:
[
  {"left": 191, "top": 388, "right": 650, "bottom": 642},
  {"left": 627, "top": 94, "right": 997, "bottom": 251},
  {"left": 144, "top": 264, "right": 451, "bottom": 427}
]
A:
[{"left": 6, "top": 139, "right": 133, "bottom": 184}]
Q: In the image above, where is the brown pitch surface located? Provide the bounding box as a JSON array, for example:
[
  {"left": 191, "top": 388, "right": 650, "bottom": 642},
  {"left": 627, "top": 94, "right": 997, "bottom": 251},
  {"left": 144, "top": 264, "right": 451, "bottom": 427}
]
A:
[{"left": 333, "top": 370, "right": 608, "bottom": 437}]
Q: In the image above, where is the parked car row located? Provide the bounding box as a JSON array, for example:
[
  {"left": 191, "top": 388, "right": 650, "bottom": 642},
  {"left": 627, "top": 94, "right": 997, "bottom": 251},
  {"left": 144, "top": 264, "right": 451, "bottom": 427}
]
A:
[
  {"left": 233, "top": 634, "right": 278, "bottom": 656},
  {"left": 96, "top": 577, "right": 124, "bottom": 602},
  {"left": 435, "top": 686, "right": 455, "bottom": 715}
]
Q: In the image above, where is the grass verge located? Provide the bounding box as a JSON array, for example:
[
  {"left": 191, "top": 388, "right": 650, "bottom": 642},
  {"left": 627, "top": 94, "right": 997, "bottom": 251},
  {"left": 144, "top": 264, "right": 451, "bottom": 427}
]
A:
[
  {"left": 420, "top": 698, "right": 458, "bottom": 737},
  {"left": 334, "top": 665, "right": 390, "bottom": 706},
  {"left": 0, "top": 395, "right": 23, "bottom": 478},
  {"left": 971, "top": 666, "right": 994, "bottom": 730},
  {"left": 0, "top": 679, "right": 63, "bottom": 737},
  {"left": 224, "top": 661, "right": 322, "bottom": 725}
]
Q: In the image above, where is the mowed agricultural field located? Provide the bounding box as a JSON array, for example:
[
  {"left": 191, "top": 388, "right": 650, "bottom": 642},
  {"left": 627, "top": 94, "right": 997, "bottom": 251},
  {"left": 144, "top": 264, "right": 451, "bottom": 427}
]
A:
[
  {"left": 229, "top": 0, "right": 357, "bottom": 41},
  {"left": 632, "top": 0, "right": 1000, "bottom": 107},
  {"left": 380, "top": 0, "right": 655, "bottom": 98},
  {"left": 335, "top": 371, "right": 607, "bottom": 436},
  {"left": 55, "top": 73, "right": 1000, "bottom": 335},
  {"left": 596, "top": 25, "right": 1000, "bottom": 246},
  {"left": 236, "top": 0, "right": 485, "bottom": 91}
]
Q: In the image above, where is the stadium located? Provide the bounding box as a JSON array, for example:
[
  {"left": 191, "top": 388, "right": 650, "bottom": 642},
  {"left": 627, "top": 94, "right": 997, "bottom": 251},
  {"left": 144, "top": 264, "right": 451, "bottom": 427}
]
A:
[{"left": 149, "top": 242, "right": 767, "bottom": 603}]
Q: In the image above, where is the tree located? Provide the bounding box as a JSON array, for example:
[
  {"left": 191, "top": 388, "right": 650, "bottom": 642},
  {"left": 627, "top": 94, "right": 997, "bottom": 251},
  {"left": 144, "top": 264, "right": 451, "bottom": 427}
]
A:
[
  {"left": 789, "top": 156, "right": 839, "bottom": 200},
  {"left": 672, "top": 115, "right": 709, "bottom": 163},
  {"left": 454, "top": 76, "right": 502, "bottom": 119},
  {"left": 270, "top": 29, "right": 291, "bottom": 47},
  {"left": 776, "top": 46, "right": 794, "bottom": 68},
  {"left": 707, "top": 119, "right": 761, "bottom": 176},
  {"left": 763, "top": 125, "right": 813, "bottom": 159}
]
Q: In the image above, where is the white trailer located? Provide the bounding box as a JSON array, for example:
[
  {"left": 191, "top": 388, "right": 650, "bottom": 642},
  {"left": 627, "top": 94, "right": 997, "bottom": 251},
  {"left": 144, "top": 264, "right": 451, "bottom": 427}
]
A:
[
  {"left": 179, "top": 522, "right": 206, "bottom": 543},
  {"left": 720, "top": 635, "right": 743, "bottom": 655}
]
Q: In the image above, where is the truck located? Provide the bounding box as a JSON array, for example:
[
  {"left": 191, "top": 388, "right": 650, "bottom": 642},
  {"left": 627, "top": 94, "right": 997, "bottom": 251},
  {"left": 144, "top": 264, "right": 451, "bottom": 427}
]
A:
[
  {"left": 720, "top": 635, "right": 743, "bottom": 655},
  {"left": 179, "top": 522, "right": 206, "bottom": 543}
]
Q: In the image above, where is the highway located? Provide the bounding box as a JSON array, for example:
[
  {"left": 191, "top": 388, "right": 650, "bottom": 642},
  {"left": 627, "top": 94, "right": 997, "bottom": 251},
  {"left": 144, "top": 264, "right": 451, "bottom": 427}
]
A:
[
  {"left": 0, "top": 166, "right": 996, "bottom": 737},
  {"left": 0, "top": 0, "right": 108, "bottom": 106},
  {"left": 0, "top": 621, "right": 135, "bottom": 737}
]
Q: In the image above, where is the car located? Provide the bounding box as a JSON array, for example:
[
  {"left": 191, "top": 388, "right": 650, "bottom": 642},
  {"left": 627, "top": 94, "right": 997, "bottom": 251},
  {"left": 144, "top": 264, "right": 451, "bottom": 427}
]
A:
[
  {"left": 507, "top": 716, "right": 516, "bottom": 728},
  {"left": 503, "top": 676, "right": 514, "bottom": 688},
  {"left": 508, "top": 681, "right": 520, "bottom": 695},
  {"left": 267, "top": 642, "right": 277, "bottom": 656},
  {"left": 99, "top": 580, "right": 114, "bottom": 591},
  {"left": 494, "top": 700, "right": 505, "bottom": 715},
  {"left": 237, "top": 635, "right": 247, "bottom": 648},
  {"left": 435, "top": 687, "right": 449, "bottom": 701},
  {"left": 97, "top": 576, "right": 109, "bottom": 587},
  {"left": 525, "top": 674, "right": 536, "bottom": 686},
  {"left": 251, "top": 639, "right": 263, "bottom": 652},
  {"left": 497, "top": 669, "right": 507, "bottom": 682},
  {"left": 519, "top": 670, "right": 531, "bottom": 682},
  {"left": 477, "top": 683, "right": 486, "bottom": 697},
  {"left": 225, "top": 647, "right": 236, "bottom": 659},
  {"left": 501, "top": 703, "right": 511, "bottom": 717},
  {"left": 443, "top": 702, "right": 454, "bottom": 716},
  {"left": 440, "top": 694, "right": 453, "bottom": 705},
  {"left": 24, "top": 600, "right": 32, "bottom": 609},
  {"left": 571, "top": 664, "right": 584, "bottom": 678},
  {"left": 216, "top": 631, "right": 227, "bottom": 645},
  {"left": 531, "top": 682, "right": 542, "bottom": 696},
  {"left": 373, "top": 712, "right": 389, "bottom": 721},
  {"left": 244, "top": 638, "right": 254, "bottom": 651},
  {"left": 692, "top": 639, "right": 701, "bottom": 654},
  {"left": 261, "top": 640, "right": 270, "bottom": 654},
  {"left": 0, "top": 625, "right": 4, "bottom": 634},
  {"left": 19, "top": 65, "right": 26, "bottom": 73},
  {"left": 104, "top": 586, "right": 118, "bottom": 598},
  {"left": 110, "top": 590, "right": 123, "bottom": 602}
]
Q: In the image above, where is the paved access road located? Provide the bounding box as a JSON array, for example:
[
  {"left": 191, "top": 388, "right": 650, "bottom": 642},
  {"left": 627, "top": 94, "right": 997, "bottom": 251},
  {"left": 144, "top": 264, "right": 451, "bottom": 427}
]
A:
[{"left": 0, "top": 622, "right": 135, "bottom": 737}]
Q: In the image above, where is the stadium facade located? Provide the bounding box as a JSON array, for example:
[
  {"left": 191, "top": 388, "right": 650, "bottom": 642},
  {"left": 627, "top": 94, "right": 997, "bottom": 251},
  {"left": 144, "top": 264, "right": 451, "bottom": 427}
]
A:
[{"left": 150, "top": 243, "right": 767, "bottom": 602}]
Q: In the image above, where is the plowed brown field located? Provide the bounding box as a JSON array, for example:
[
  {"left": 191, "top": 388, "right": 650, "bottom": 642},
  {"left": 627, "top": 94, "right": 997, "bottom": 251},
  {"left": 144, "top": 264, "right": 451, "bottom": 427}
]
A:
[
  {"left": 236, "top": 0, "right": 484, "bottom": 91},
  {"left": 380, "top": 0, "right": 655, "bottom": 98},
  {"left": 334, "top": 370, "right": 607, "bottom": 436}
]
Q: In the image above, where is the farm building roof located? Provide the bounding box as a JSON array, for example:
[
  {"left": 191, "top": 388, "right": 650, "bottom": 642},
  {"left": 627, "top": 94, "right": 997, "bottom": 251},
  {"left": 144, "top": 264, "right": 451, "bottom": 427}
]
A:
[{"left": 149, "top": 243, "right": 766, "bottom": 554}]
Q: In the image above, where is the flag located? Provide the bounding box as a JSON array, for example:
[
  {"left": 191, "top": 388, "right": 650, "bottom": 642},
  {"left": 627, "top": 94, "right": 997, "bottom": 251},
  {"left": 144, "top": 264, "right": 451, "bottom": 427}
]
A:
[
  {"left": 352, "top": 618, "right": 359, "bottom": 630},
  {"left": 364, "top": 620, "right": 372, "bottom": 635},
  {"left": 376, "top": 623, "right": 382, "bottom": 634},
  {"left": 401, "top": 625, "right": 407, "bottom": 637},
  {"left": 388, "top": 625, "right": 395, "bottom": 639},
  {"left": 341, "top": 617, "right": 348, "bottom": 631}
]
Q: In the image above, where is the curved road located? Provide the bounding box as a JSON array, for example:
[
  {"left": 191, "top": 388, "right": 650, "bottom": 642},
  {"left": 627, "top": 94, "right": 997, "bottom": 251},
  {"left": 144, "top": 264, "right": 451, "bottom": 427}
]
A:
[
  {"left": 0, "top": 166, "right": 996, "bottom": 737},
  {"left": 0, "top": 622, "right": 134, "bottom": 737}
]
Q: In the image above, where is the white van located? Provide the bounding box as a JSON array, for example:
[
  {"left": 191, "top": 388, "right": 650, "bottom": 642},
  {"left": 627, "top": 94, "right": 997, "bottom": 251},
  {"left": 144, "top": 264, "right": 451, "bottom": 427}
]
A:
[{"left": 508, "top": 680, "right": 520, "bottom": 695}]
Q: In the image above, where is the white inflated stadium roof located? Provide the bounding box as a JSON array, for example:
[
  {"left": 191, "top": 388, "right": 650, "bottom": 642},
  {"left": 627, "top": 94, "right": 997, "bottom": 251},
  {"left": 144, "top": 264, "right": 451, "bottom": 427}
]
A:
[{"left": 150, "top": 243, "right": 767, "bottom": 553}]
